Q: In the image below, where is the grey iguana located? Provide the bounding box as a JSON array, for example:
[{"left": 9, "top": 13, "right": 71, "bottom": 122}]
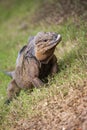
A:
[{"left": 3, "top": 32, "right": 62, "bottom": 104}]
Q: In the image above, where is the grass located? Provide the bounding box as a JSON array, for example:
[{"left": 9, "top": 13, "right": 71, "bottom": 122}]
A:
[{"left": 0, "top": 0, "right": 87, "bottom": 129}]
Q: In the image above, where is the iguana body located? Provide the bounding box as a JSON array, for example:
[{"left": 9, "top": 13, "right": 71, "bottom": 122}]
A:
[{"left": 5, "top": 32, "right": 62, "bottom": 103}]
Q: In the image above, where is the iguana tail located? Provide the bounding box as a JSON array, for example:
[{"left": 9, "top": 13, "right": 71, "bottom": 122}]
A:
[{"left": 0, "top": 70, "right": 15, "bottom": 78}]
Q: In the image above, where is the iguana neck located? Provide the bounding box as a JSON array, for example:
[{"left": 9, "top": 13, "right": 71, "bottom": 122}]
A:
[
  {"left": 24, "top": 49, "right": 53, "bottom": 67},
  {"left": 39, "top": 54, "right": 53, "bottom": 64},
  {"left": 24, "top": 40, "right": 54, "bottom": 66}
]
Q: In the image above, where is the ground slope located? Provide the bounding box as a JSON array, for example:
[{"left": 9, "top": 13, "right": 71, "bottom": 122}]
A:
[
  {"left": 0, "top": 0, "right": 87, "bottom": 130},
  {"left": 9, "top": 79, "right": 87, "bottom": 130}
]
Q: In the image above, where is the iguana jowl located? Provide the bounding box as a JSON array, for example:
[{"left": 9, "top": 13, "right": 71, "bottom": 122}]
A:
[{"left": 5, "top": 32, "right": 62, "bottom": 103}]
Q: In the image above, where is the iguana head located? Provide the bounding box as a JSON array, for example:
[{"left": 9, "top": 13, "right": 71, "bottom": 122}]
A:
[{"left": 34, "top": 32, "right": 62, "bottom": 62}]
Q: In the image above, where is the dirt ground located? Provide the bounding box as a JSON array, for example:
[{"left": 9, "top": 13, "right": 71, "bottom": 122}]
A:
[{"left": 10, "top": 79, "right": 87, "bottom": 130}]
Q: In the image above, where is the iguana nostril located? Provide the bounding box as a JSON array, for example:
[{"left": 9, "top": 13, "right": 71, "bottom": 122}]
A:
[
  {"left": 53, "top": 35, "right": 57, "bottom": 39},
  {"left": 55, "top": 35, "right": 57, "bottom": 39}
]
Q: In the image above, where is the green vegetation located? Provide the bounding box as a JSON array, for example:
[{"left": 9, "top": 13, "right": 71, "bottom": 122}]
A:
[{"left": 0, "top": 0, "right": 87, "bottom": 129}]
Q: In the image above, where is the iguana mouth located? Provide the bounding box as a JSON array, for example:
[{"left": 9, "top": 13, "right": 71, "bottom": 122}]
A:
[
  {"left": 55, "top": 34, "right": 61, "bottom": 43},
  {"left": 49, "top": 34, "right": 61, "bottom": 46}
]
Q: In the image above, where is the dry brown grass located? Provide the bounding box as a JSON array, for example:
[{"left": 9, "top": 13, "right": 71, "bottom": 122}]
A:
[{"left": 6, "top": 79, "right": 87, "bottom": 130}]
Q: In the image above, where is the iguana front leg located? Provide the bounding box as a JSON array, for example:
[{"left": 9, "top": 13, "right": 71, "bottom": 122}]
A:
[
  {"left": 31, "top": 77, "right": 44, "bottom": 88},
  {"left": 50, "top": 55, "right": 59, "bottom": 75}
]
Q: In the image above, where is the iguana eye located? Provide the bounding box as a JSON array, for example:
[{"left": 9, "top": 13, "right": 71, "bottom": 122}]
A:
[{"left": 43, "top": 39, "right": 48, "bottom": 42}]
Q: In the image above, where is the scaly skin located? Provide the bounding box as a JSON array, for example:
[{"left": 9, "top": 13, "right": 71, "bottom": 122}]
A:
[{"left": 5, "top": 32, "right": 62, "bottom": 104}]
